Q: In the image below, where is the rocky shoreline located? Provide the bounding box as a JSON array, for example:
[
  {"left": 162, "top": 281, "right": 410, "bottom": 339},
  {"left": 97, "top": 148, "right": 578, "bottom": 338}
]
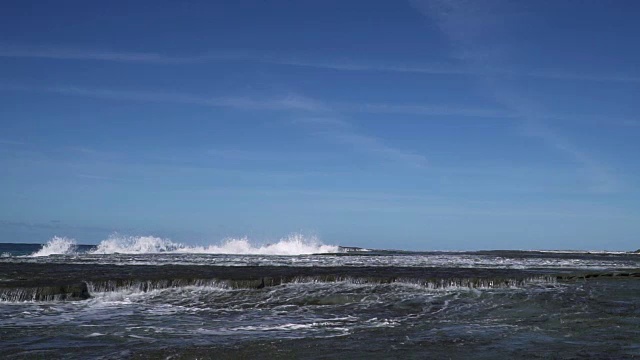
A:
[{"left": 1, "top": 262, "right": 638, "bottom": 302}]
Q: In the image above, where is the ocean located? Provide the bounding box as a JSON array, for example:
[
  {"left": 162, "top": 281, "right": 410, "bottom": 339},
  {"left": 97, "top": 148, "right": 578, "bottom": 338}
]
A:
[{"left": 1, "top": 235, "right": 639, "bottom": 359}]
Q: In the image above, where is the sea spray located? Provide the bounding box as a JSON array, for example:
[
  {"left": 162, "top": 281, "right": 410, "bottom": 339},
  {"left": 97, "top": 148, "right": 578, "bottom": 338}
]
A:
[
  {"left": 91, "top": 234, "right": 184, "bottom": 254},
  {"left": 30, "top": 233, "right": 340, "bottom": 256},
  {"left": 88, "top": 233, "right": 338, "bottom": 255},
  {"left": 185, "top": 233, "right": 340, "bottom": 255},
  {"left": 29, "top": 236, "right": 77, "bottom": 257}
]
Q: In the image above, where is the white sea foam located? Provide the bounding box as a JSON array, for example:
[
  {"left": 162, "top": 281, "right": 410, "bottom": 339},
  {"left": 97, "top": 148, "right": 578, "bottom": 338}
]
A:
[
  {"left": 86, "top": 333, "right": 105, "bottom": 338},
  {"left": 85, "top": 233, "right": 339, "bottom": 255},
  {"left": 537, "top": 249, "right": 629, "bottom": 255},
  {"left": 30, "top": 236, "right": 77, "bottom": 257},
  {"left": 91, "top": 235, "right": 183, "bottom": 254},
  {"left": 184, "top": 233, "right": 339, "bottom": 255}
]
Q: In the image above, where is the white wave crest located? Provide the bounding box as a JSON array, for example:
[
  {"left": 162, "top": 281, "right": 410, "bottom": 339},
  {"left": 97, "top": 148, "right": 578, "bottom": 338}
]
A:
[
  {"left": 91, "top": 235, "right": 184, "bottom": 254},
  {"left": 88, "top": 233, "right": 339, "bottom": 255},
  {"left": 30, "top": 236, "right": 77, "bottom": 257},
  {"left": 187, "top": 234, "right": 339, "bottom": 255}
]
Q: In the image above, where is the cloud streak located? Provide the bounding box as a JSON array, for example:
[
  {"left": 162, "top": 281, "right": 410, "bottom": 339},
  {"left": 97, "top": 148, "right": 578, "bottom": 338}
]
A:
[
  {"left": 330, "top": 131, "right": 428, "bottom": 168},
  {"left": 2, "top": 44, "right": 639, "bottom": 83},
  {"left": 1, "top": 83, "right": 515, "bottom": 120},
  {"left": 0, "top": 139, "right": 26, "bottom": 145},
  {"left": 54, "top": 86, "right": 327, "bottom": 112},
  {"left": 0, "top": 44, "right": 209, "bottom": 64},
  {"left": 412, "top": 0, "right": 620, "bottom": 192},
  {"left": 0, "top": 83, "right": 429, "bottom": 168},
  {"left": 294, "top": 117, "right": 429, "bottom": 168},
  {"left": 342, "top": 102, "right": 514, "bottom": 119},
  {"left": 265, "top": 56, "right": 640, "bottom": 83},
  {"left": 265, "top": 56, "right": 471, "bottom": 76},
  {"left": 520, "top": 121, "right": 618, "bottom": 193},
  {"left": 4, "top": 78, "right": 626, "bottom": 174},
  {"left": 0, "top": 84, "right": 326, "bottom": 113}
]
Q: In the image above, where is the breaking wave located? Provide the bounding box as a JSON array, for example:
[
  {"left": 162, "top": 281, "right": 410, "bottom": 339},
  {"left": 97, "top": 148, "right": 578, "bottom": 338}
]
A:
[
  {"left": 183, "top": 234, "right": 339, "bottom": 255},
  {"left": 31, "top": 233, "right": 339, "bottom": 256},
  {"left": 91, "top": 235, "right": 182, "bottom": 254},
  {"left": 30, "top": 236, "right": 78, "bottom": 257}
]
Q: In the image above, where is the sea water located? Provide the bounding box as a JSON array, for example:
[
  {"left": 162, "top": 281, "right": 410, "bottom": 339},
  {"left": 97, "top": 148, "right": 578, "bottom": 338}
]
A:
[{"left": 1, "top": 235, "right": 639, "bottom": 359}]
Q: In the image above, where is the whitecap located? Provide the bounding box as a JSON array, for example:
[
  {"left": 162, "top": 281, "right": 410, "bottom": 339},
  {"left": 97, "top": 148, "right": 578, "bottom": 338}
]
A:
[
  {"left": 87, "top": 233, "right": 339, "bottom": 255},
  {"left": 29, "top": 236, "right": 77, "bottom": 257}
]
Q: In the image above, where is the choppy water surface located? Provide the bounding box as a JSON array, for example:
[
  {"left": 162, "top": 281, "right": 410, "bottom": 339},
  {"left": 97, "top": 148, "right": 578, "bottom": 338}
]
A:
[{"left": 1, "top": 238, "right": 639, "bottom": 359}]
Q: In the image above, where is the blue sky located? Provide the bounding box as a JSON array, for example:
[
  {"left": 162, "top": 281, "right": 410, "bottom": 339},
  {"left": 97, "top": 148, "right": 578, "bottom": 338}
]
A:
[{"left": 1, "top": 0, "right": 639, "bottom": 250}]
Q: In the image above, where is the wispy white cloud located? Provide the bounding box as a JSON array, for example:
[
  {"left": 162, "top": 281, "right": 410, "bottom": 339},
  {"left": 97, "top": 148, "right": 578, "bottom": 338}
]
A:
[
  {"left": 67, "top": 146, "right": 123, "bottom": 162},
  {"left": 7, "top": 82, "right": 622, "bottom": 173},
  {"left": 0, "top": 219, "right": 120, "bottom": 232},
  {"left": 497, "top": 87, "right": 620, "bottom": 192},
  {"left": 291, "top": 117, "right": 352, "bottom": 128},
  {"left": 1, "top": 82, "right": 428, "bottom": 168},
  {"left": 0, "top": 44, "right": 462, "bottom": 74},
  {"left": 265, "top": 53, "right": 640, "bottom": 83},
  {"left": 412, "top": 0, "right": 621, "bottom": 193},
  {"left": 0, "top": 44, "right": 209, "bottom": 64},
  {"left": 295, "top": 116, "right": 429, "bottom": 168},
  {"left": 329, "top": 131, "right": 428, "bottom": 168},
  {"left": 2, "top": 81, "right": 631, "bottom": 129},
  {"left": 177, "top": 187, "right": 637, "bottom": 219},
  {"left": 519, "top": 121, "right": 619, "bottom": 193},
  {"left": 342, "top": 102, "right": 515, "bottom": 119},
  {"left": 1, "top": 84, "right": 326, "bottom": 112},
  {"left": 2, "top": 44, "right": 639, "bottom": 83},
  {"left": 76, "top": 173, "right": 116, "bottom": 181},
  {"left": 265, "top": 56, "right": 471, "bottom": 75},
  {"left": 0, "top": 82, "right": 518, "bottom": 169},
  {"left": 541, "top": 113, "right": 640, "bottom": 128},
  {"left": 205, "top": 149, "right": 321, "bottom": 163},
  {"left": 1, "top": 83, "right": 513, "bottom": 119},
  {"left": 92, "top": 87, "right": 320, "bottom": 112},
  {"left": 524, "top": 69, "right": 640, "bottom": 84},
  {"left": 0, "top": 139, "right": 27, "bottom": 145}
]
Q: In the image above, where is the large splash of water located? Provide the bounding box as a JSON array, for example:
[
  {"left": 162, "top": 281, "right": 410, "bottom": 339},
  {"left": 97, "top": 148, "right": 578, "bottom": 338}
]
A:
[
  {"left": 91, "top": 235, "right": 183, "bottom": 254},
  {"left": 30, "top": 236, "right": 78, "bottom": 257},
  {"left": 31, "top": 233, "right": 339, "bottom": 256},
  {"left": 184, "top": 234, "right": 339, "bottom": 255}
]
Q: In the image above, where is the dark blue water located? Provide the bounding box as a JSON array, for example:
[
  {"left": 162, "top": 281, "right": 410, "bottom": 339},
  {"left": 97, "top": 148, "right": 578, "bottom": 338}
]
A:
[{"left": 1, "top": 242, "right": 639, "bottom": 359}]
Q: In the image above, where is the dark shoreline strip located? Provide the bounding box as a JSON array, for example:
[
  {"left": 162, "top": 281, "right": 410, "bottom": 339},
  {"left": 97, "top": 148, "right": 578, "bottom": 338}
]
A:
[
  {"left": 557, "top": 271, "right": 640, "bottom": 280},
  {"left": 0, "top": 263, "right": 638, "bottom": 302}
]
